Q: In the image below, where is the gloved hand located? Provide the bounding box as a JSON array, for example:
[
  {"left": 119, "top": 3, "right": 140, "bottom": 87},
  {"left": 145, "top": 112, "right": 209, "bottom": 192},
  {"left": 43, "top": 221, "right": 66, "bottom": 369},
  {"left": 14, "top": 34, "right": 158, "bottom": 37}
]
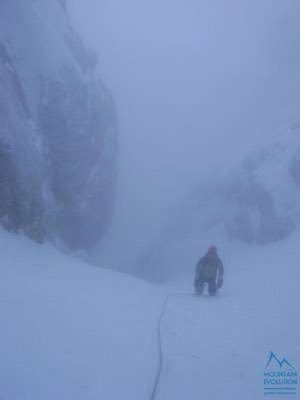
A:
[{"left": 217, "top": 277, "right": 223, "bottom": 288}]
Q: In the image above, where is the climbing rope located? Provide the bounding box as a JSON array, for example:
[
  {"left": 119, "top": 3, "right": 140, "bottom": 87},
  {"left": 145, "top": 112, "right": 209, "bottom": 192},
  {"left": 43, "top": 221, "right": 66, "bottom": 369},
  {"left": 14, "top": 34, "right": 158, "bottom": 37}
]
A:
[{"left": 148, "top": 292, "right": 192, "bottom": 400}]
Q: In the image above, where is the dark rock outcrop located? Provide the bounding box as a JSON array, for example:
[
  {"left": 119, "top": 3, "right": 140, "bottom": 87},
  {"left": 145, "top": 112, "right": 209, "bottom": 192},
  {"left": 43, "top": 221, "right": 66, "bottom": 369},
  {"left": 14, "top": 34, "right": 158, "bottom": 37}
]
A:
[{"left": 0, "top": 1, "right": 117, "bottom": 250}]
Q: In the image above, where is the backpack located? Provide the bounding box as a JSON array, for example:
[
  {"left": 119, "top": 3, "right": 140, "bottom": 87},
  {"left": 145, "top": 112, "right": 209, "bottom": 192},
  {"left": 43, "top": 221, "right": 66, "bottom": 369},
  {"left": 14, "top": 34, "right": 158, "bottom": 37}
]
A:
[{"left": 199, "top": 257, "right": 218, "bottom": 280}]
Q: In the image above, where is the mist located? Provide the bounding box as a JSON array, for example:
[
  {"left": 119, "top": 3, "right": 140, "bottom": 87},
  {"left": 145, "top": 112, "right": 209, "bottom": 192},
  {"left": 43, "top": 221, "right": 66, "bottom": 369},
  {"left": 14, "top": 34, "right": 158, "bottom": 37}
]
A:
[
  {"left": 69, "top": 0, "right": 300, "bottom": 273},
  {"left": 2, "top": 3, "right": 300, "bottom": 398}
]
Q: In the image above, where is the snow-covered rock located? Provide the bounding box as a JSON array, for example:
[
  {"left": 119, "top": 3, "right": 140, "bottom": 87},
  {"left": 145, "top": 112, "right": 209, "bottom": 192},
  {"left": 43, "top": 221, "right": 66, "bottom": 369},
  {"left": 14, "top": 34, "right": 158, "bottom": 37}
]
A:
[
  {"left": 218, "top": 126, "right": 300, "bottom": 244},
  {"left": 177, "top": 125, "right": 300, "bottom": 246},
  {"left": 0, "top": 0, "right": 117, "bottom": 250}
]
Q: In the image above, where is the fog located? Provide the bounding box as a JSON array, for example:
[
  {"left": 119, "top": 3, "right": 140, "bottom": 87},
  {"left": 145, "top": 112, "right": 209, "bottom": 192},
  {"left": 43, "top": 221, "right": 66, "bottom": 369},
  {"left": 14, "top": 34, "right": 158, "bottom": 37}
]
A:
[{"left": 69, "top": 0, "right": 300, "bottom": 272}]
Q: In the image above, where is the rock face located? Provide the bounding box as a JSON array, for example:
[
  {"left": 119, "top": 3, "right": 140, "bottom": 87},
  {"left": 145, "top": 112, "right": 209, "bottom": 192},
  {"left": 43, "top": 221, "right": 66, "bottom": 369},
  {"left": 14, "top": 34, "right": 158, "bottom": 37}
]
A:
[
  {"left": 0, "top": 1, "right": 117, "bottom": 250},
  {"left": 155, "top": 125, "right": 300, "bottom": 252},
  {"left": 220, "top": 128, "right": 300, "bottom": 244},
  {"left": 193, "top": 126, "right": 300, "bottom": 245}
]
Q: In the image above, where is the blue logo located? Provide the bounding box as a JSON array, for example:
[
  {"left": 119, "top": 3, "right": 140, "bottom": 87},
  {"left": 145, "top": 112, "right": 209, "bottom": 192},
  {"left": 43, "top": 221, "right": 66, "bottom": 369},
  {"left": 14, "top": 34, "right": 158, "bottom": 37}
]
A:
[{"left": 264, "top": 352, "right": 298, "bottom": 396}]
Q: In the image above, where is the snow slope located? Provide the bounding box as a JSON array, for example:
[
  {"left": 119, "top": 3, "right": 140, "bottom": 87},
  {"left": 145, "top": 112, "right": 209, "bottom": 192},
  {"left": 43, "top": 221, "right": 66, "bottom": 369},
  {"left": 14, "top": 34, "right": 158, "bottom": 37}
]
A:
[
  {"left": 0, "top": 230, "right": 163, "bottom": 400},
  {"left": 156, "top": 234, "right": 300, "bottom": 399},
  {"left": 0, "top": 229, "right": 299, "bottom": 399}
]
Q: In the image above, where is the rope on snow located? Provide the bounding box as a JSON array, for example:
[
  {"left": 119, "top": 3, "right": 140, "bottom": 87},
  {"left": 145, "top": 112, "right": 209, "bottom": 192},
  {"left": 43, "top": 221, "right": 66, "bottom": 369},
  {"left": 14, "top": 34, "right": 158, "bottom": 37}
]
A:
[{"left": 148, "top": 293, "right": 192, "bottom": 400}]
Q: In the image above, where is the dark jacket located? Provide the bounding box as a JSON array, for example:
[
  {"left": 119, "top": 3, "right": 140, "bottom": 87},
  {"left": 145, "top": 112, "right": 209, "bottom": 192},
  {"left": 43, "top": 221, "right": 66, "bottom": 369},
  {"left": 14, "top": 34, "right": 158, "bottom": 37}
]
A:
[{"left": 195, "top": 253, "right": 224, "bottom": 282}]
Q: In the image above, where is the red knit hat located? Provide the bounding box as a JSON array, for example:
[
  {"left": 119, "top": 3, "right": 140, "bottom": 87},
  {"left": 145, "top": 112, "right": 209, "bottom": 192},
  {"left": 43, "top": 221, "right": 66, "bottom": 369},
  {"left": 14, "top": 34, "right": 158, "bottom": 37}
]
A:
[{"left": 208, "top": 245, "right": 217, "bottom": 254}]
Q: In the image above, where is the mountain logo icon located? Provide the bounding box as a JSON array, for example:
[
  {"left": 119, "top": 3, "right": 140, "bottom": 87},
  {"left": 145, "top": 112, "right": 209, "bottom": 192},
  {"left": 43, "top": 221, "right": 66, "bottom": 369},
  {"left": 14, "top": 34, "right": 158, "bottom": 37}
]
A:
[{"left": 265, "top": 352, "right": 295, "bottom": 370}]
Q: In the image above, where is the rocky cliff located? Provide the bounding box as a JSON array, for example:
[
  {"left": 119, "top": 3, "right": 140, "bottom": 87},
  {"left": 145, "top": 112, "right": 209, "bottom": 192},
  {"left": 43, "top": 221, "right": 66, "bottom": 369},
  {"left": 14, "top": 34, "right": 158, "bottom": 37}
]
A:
[{"left": 0, "top": 0, "right": 117, "bottom": 250}]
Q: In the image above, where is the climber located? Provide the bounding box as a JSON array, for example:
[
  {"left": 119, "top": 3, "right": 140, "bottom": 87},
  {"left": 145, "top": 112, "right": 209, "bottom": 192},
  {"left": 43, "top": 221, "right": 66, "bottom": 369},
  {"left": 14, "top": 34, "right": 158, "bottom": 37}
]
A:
[{"left": 194, "top": 245, "right": 224, "bottom": 296}]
